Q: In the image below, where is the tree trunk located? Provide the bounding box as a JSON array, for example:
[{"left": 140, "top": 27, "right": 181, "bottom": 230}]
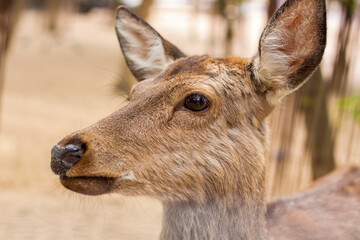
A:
[
  {"left": 299, "top": 68, "right": 336, "bottom": 180},
  {"left": 267, "top": 0, "right": 277, "bottom": 20},
  {"left": 0, "top": 0, "right": 25, "bottom": 130},
  {"left": 0, "top": 1, "right": 12, "bottom": 130}
]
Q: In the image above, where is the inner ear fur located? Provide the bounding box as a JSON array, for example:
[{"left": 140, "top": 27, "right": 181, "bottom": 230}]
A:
[
  {"left": 115, "top": 6, "right": 186, "bottom": 81},
  {"left": 252, "top": 0, "right": 326, "bottom": 104}
]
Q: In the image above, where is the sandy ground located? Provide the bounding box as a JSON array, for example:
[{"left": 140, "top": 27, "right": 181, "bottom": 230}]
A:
[{"left": 0, "top": 190, "right": 161, "bottom": 240}]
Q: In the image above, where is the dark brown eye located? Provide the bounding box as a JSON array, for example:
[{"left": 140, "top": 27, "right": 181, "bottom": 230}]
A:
[{"left": 184, "top": 93, "right": 209, "bottom": 112}]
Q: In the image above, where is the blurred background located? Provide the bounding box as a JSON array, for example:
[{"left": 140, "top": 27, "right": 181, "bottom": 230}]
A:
[{"left": 0, "top": 0, "right": 359, "bottom": 239}]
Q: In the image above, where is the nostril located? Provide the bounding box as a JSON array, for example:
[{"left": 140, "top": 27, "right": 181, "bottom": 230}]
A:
[
  {"left": 61, "top": 144, "right": 86, "bottom": 169},
  {"left": 51, "top": 142, "right": 87, "bottom": 175},
  {"left": 80, "top": 142, "right": 87, "bottom": 152}
]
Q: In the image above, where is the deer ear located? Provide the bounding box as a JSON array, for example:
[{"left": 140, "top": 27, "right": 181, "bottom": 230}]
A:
[
  {"left": 115, "top": 6, "right": 186, "bottom": 81},
  {"left": 252, "top": 0, "right": 326, "bottom": 104}
]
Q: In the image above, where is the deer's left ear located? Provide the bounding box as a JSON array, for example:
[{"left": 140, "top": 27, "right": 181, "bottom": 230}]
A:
[
  {"left": 115, "top": 6, "right": 186, "bottom": 81},
  {"left": 252, "top": 0, "right": 326, "bottom": 104}
]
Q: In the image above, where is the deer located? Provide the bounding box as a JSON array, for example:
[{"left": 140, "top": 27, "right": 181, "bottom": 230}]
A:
[{"left": 50, "top": 0, "right": 360, "bottom": 239}]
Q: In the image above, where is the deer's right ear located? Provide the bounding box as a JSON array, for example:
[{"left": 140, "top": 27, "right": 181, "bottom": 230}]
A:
[
  {"left": 115, "top": 6, "right": 186, "bottom": 81},
  {"left": 251, "top": 0, "right": 326, "bottom": 105}
]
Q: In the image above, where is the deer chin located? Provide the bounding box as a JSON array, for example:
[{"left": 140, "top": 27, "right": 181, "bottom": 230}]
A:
[{"left": 60, "top": 175, "right": 116, "bottom": 195}]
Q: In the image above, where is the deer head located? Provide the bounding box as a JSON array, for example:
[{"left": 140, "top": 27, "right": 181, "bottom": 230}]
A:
[{"left": 51, "top": 0, "right": 326, "bottom": 205}]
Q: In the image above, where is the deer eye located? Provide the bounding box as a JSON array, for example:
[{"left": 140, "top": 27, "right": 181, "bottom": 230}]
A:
[{"left": 184, "top": 93, "right": 209, "bottom": 112}]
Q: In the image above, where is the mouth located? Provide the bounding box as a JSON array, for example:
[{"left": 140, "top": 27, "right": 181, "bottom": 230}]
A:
[{"left": 60, "top": 175, "right": 116, "bottom": 196}]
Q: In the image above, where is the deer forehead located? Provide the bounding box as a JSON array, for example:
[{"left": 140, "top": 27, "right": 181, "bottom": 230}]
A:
[{"left": 131, "top": 55, "right": 255, "bottom": 102}]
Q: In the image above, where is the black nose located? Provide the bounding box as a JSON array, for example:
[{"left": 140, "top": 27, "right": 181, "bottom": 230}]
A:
[{"left": 51, "top": 143, "right": 86, "bottom": 175}]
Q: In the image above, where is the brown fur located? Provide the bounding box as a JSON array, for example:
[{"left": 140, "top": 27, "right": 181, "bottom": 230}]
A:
[
  {"left": 50, "top": 0, "right": 360, "bottom": 239},
  {"left": 267, "top": 166, "right": 360, "bottom": 240}
]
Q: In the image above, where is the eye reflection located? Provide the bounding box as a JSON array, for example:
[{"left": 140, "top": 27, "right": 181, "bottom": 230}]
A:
[{"left": 184, "top": 93, "right": 209, "bottom": 112}]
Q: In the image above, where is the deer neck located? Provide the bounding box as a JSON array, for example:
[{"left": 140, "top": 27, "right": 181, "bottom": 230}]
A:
[{"left": 160, "top": 193, "right": 268, "bottom": 240}]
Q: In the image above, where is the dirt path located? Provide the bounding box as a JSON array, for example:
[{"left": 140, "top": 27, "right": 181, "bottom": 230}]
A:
[{"left": 0, "top": 190, "right": 161, "bottom": 240}]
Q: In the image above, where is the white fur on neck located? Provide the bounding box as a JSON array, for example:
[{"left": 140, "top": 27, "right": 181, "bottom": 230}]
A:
[{"left": 161, "top": 197, "right": 268, "bottom": 240}]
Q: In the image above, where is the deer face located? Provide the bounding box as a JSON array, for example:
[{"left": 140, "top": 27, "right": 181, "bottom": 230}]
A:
[
  {"left": 51, "top": 55, "right": 268, "bottom": 201},
  {"left": 51, "top": 0, "right": 326, "bottom": 202}
]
